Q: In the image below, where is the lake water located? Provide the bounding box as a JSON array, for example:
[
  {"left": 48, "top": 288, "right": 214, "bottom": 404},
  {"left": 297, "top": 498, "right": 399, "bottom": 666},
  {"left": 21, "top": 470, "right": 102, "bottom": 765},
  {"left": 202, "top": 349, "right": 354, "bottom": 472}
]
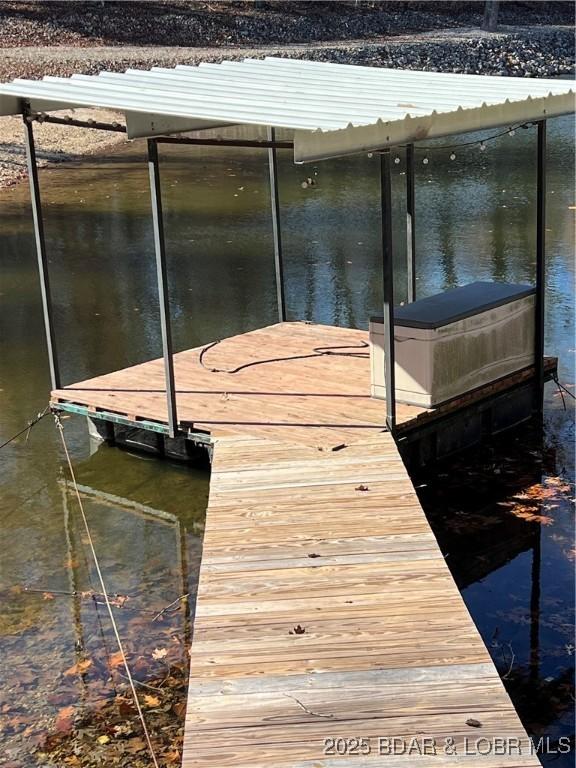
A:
[{"left": 0, "top": 115, "right": 574, "bottom": 766}]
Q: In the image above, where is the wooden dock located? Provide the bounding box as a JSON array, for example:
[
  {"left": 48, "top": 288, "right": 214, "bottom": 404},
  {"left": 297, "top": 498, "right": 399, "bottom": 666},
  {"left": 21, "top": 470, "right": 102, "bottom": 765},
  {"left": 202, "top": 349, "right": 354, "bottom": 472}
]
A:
[
  {"left": 182, "top": 433, "right": 540, "bottom": 767},
  {"left": 50, "top": 321, "right": 550, "bottom": 766},
  {"left": 52, "top": 321, "right": 556, "bottom": 451}
]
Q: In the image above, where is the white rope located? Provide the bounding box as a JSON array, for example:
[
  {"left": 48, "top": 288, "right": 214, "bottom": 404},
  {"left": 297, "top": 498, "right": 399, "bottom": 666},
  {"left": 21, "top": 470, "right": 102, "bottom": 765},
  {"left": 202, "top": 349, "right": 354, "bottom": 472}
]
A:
[{"left": 54, "top": 413, "right": 160, "bottom": 768}]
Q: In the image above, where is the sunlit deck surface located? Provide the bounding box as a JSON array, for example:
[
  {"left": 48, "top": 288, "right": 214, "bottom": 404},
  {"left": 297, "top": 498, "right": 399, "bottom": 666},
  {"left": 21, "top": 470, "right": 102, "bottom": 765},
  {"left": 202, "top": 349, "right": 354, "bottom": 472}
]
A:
[
  {"left": 52, "top": 321, "right": 547, "bottom": 767},
  {"left": 51, "top": 321, "right": 552, "bottom": 449},
  {"left": 182, "top": 434, "right": 539, "bottom": 767}
]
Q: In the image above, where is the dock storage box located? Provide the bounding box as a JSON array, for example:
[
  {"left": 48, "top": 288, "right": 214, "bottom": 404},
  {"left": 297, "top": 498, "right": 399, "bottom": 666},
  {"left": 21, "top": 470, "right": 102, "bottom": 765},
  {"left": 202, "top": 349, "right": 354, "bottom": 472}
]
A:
[{"left": 370, "top": 282, "right": 535, "bottom": 407}]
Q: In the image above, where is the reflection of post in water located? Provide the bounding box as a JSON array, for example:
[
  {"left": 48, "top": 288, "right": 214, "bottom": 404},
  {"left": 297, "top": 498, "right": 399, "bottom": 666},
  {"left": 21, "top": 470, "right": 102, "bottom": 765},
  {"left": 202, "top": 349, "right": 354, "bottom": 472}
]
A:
[
  {"left": 529, "top": 522, "right": 541, "bottom": 685},
  {"left": 437, "top": 191, "right": 458, "bottom": 289},
  {"left": 61, "top": 478, "right": 89, "bottom": 699},
  {"left": 179, "top": 520, "right": 192, "bottom": 659},
  {"left": 304, "top": 254, "right": 317, "bottom": 322},
  {"left": 331, "top": 245, "right": 357, "bottom": 329},
  {"left": 491, "top": 193, "right": 507, "bottom": 282},
  {"left": 60, "top": 477, "right": 195, "bottom": 660}
]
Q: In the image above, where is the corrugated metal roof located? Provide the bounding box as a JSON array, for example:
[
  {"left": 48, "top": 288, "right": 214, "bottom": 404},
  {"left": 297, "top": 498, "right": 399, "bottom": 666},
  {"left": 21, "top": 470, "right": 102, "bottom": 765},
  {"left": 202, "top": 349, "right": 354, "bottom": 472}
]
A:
[{"left": 0, "top": 56, "right": 573, "bottom": 162}]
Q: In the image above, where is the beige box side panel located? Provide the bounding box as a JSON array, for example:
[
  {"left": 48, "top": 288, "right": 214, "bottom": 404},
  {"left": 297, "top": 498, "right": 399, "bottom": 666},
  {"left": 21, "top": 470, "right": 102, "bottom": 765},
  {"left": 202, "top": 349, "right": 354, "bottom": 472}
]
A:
[{"left": 369, "top": 295, "right": 535, "bottom": 407}]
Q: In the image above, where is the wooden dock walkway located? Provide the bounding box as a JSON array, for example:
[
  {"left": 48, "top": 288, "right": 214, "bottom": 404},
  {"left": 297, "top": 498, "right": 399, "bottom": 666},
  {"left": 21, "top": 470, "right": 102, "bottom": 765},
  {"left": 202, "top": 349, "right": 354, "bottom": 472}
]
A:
[{"left": 182, "top": 432, "right": 540, "bottom": 767}]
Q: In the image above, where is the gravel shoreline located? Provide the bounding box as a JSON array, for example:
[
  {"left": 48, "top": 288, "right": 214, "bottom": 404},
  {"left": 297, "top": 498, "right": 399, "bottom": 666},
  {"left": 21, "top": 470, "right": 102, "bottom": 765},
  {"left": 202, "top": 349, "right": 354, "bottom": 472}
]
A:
[{"left": 0, "top": 23, "right": 574, "bottom": 190}]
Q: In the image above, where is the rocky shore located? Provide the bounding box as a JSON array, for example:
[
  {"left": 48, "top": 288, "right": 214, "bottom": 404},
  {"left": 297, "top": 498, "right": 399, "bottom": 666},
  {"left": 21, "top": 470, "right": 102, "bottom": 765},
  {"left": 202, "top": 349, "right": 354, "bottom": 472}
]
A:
[
  {"left": 1, "top": 1, "right": 572, "bottom": 50},
  {"left": 0, "top": 1, "right": 573, "bottom": 189}
]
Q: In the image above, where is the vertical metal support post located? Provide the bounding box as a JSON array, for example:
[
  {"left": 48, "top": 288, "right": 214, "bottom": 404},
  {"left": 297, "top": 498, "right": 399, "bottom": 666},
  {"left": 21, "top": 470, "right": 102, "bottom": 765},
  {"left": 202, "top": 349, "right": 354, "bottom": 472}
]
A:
[
  {"left": 534, "top": 120, "right": 546, "bottom": 414},
  {"left": 147, "top": 139, "right": 178, "bottom": 438},
  {"left": 529, "top": 523, "right": 541, "bottom": 685},
  {"left": 267, "top": 126, "right": 286, "bottom": 322},
  {"left": 23, "top": 117, "right": 60, "bottom": 390},
  {"left": 380, "top": 151, "right": 396, "bottom": 432},
  {"left": 406, "top": 143, "right": 417, "bottom": 303}
]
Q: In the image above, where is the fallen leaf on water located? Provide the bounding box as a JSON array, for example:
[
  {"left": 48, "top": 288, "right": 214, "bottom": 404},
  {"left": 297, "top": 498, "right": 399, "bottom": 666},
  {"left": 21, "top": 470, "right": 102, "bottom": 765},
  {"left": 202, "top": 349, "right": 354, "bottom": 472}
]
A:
[
  {"left": 108, "top": 650, "right": 124, "bottom": 669},
  {"left": 151, "top": 647, "right": 167, "bottom": 661},
  {"left": 545, "top": 476, "right": 572, "bottom": 493},
  {"left": 113, "top": 723, "right": 134, "bottom": 738},
  {"left": 54, "top": 705, "right": 75, "bottom": 733},
  {"left": 172, "top": 700, "right": 187, "bottom": 719},
  {"left": 124, "top": 737, "right": 147, "bottom": 753},
  {"left": 109, "top": 594, "right": 129, "bottom": 608},
  {"left": 63, "top": 658, "right": 92, "bottom": 677},
  {"left": 143, "top": 694, "right": 161, "bottom": 708},
  {"left": 509, "top": 505, "right": 554, "bottom": 525}
]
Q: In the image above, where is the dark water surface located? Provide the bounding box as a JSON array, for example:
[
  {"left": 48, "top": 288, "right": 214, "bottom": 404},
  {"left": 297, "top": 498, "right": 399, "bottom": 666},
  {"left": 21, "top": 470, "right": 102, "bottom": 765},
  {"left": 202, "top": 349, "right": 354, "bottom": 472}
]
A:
[{"left": 0, "top": 116, "right": 574, "bottom": 765}]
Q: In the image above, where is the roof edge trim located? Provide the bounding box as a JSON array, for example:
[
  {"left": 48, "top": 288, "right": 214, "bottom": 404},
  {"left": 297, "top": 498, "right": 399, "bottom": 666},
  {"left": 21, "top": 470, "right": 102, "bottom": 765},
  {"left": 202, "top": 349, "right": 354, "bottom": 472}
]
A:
[{"left": 294, "top": 90, "right": 575, "bottom": 162}]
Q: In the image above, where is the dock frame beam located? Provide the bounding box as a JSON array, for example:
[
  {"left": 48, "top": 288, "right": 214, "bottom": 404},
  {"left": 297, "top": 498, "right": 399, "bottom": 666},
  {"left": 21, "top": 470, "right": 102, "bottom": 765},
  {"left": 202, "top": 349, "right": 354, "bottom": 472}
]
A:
[
  {"left": 23, "top": 117, "right": 60, "bottom": 390},
  {"left": 147, "top": 139, "right": 178, "bottom": 438},
  {"left": 380, "top": 150, "right": 396, "bottom": 432},
  {"left": 534, "top": 120, "right": 546, "bottom": 414}
]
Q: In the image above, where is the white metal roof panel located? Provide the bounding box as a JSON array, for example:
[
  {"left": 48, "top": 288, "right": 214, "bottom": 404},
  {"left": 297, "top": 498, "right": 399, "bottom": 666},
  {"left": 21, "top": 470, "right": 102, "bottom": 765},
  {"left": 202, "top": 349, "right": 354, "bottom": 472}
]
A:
[{"left": 0, "top": 56, "right": 573, "bottom": 162}]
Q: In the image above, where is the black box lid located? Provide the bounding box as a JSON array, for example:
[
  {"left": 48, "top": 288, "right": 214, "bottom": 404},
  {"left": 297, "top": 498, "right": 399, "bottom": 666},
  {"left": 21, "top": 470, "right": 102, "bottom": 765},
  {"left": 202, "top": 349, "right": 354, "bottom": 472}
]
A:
[{"left": 371, "top": 281, "right": 535, "bottom": 330}]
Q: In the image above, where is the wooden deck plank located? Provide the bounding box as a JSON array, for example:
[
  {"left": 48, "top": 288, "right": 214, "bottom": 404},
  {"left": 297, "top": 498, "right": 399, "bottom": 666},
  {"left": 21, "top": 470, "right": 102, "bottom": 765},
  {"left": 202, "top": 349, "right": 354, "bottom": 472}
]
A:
[{"left": 182, "top": 434, "right": 540, "bottom": 767}]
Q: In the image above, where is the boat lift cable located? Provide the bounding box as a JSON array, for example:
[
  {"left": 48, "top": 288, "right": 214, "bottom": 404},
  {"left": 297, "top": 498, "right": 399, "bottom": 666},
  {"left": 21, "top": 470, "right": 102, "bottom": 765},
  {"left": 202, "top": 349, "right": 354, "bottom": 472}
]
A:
[
  {"left": 199, "top": 340, "right": 369, "bottom": 374},
  {"left": 552, "top": 373, "right": 576, "bottom": 410},
  {"left": 54, "top": 412, "right": 160, "bottom": 768},
  {"left": 0, "top": 405, "right": 50, "bottom": 451}
]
